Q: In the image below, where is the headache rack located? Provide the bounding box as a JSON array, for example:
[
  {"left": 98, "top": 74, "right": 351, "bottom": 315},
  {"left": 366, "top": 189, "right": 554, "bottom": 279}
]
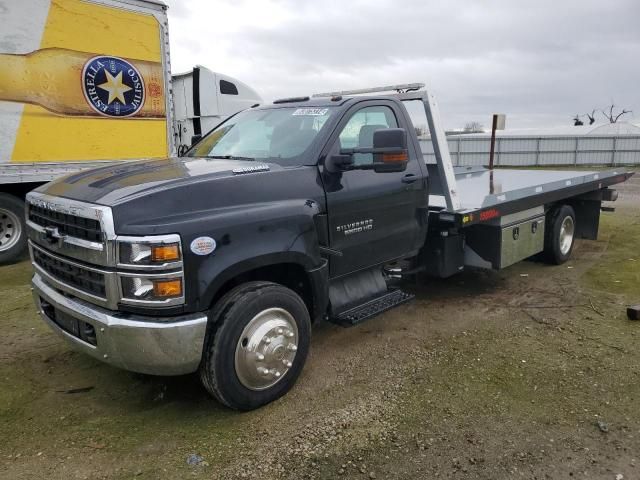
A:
[{"left": 312, "top": 83, "right": 426, "bottom": 97}]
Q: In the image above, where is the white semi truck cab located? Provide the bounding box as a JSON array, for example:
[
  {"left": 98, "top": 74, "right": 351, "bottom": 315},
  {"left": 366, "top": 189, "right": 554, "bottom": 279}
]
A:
[{"left": 173, "top": 66, "right": 262, "bottom": 155}]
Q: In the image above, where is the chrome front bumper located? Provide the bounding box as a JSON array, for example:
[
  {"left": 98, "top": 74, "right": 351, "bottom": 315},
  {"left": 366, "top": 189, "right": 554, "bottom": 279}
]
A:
[{"left": 32, "top": 273, "right": 208, "bottom": 376}]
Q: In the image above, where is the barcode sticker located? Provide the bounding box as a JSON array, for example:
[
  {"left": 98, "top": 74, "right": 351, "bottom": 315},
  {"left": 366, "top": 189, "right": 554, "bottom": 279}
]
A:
[{"left": 292, "top": 108, "right": 328, "bottom": 116}]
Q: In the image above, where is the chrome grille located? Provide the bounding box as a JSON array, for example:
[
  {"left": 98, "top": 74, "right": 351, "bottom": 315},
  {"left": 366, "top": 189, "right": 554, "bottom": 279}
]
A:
[
  {"left": 28, "top": 204, "right": 103, "bottom": 242},
  {"left": 26, "top": 192, "right": 115, "bottom": 267},
  {"left": 26, "top": 192, "right": 185, "bottom": 310},
  {"left": 32, "top": 246, "right": 107, "bottom": 299}
]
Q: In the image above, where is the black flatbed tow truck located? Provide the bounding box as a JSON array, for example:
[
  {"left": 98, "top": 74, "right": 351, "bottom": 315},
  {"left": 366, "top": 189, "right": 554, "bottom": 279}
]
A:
[{"left": 26, "top": 83, "right": 633, "bottom": 409}]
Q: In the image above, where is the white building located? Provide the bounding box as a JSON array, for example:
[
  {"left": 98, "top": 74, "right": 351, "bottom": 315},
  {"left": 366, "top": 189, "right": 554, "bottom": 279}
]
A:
[{"left": 422, "top": 122, "right": 640, "bottom": 166}]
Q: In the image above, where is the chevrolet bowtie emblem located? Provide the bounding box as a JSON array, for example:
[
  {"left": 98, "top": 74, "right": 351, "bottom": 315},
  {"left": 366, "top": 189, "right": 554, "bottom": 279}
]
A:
[{"left": 43, "top": 226, "right": 62, "bottom": 245}]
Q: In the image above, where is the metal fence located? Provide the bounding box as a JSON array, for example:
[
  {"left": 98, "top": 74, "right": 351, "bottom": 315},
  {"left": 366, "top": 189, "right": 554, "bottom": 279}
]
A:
[{"left": 420, "top": 135, "right": 640, "bottom": 166}]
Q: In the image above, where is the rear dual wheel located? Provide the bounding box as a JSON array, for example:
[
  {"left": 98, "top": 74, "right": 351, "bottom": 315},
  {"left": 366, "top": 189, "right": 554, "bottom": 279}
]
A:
[
  {"left": 199, "top": 281, "right": 311, "bottom": 410},
  {"left": 544, "top": 204, "right": 576, "bottom": 265}
]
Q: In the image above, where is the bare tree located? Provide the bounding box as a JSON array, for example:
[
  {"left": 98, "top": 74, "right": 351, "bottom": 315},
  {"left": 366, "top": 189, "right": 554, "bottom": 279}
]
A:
[
  {"left": 463, "top": 121, "right": 485, "bottom": 133},
  {"left": 573, "top": 115, "right": 584, "bottom": 126},
  {"left": 414, "top": 125, "right": 428, "bottom": 138},
  {"left": 601, "top": 103, "right": 632, "bottom": 123},
  {"left": 586, "top": 110, "right": 596, "bottom": 125}
]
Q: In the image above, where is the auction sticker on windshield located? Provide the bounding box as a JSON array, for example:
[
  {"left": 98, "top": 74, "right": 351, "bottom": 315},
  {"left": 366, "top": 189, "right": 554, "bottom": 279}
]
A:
[{"left": 292, "top": 108, "right": 329, "bottom": 116}]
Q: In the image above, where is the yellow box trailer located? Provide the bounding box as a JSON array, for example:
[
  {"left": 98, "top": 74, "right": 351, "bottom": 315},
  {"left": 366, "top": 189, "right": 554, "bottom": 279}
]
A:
[{"left": 0, "top": 0, "right": 261, "bottom": 263}]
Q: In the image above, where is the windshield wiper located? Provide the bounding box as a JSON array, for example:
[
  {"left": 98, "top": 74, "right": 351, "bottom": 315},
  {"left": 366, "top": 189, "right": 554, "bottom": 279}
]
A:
[{"left": 204, "top": 155, "right": 255, "bottom": 161}]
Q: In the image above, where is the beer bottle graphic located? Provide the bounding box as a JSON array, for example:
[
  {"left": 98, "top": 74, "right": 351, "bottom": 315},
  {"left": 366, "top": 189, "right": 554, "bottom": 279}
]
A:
[{"left": 0, "top": 48, "right": 165, "bottom": 118}]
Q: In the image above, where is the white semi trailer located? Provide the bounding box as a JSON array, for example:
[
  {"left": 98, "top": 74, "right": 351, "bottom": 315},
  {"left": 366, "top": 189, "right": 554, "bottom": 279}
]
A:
[{"left": 0, "top": 0, "right": 261, "bottom": 264}]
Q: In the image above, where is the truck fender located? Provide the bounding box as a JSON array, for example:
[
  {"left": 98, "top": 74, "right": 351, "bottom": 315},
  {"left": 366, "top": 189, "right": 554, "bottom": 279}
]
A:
[
  {"left": 188, "top": 201, "right": 329, "bottom": 320},
  {"left": 199, "top": 252, "right": 328, "bottom": 322}
]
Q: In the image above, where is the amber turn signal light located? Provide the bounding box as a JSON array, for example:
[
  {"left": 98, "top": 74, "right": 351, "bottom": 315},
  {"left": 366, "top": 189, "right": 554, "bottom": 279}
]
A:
[
  {"left": 153, "top": 279, "right": 183, "bottom": 298},
  {"left": 382, "top": 152, "right": 408, "bottom": 163},
  {"left": 151, "top": 244, "right": 180, "bottom": 262}
]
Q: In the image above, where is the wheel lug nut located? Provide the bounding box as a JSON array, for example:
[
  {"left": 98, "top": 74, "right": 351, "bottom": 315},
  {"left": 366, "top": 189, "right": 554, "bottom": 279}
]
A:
[
  {"left": 287, "top": 344, "right": 297, "bottom": 352},
  {"left": 286, "top": 332, "right": 294, "bottom": 338},
  {"left": 264, "top": 337, "right": 271, "bottom": 344},
  {"left": 274, "top": 371, "right": 281, "bottom": 378},
  {"left": 257, "top": 367, "right": 269, "bottom": 375},
  {"left": 282, "top": 360, "right": 292, "bottom": 368},
  {"left": 276, "top": 328, "right": 283, "bottom": 335},
  {"left": 257, "top": 354, "right": 265, "bottom": 361}
]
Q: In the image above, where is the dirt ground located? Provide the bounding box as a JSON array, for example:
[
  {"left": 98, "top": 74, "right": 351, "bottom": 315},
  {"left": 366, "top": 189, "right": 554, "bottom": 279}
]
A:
[{"left": 1, "top": 174, "right": 639, "bottom": 480}]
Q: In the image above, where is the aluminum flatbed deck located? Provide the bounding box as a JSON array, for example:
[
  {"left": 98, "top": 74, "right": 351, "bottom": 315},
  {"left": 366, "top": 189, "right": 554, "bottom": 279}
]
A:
[{"left": 430, "top": 167, "right": 634, "bottom": 227}]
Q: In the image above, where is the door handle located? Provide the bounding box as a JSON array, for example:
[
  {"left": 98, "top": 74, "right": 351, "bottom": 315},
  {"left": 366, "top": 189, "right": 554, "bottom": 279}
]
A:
[{"left": 401, "top": 173, "right": 418, "bottom": 184}]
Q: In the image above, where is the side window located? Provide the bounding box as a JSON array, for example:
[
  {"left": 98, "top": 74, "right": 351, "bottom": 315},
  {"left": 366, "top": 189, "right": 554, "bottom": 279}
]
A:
[
  {"left": 402, "top": 100, "right": 429, "bottom": 139},
  {"left": 338, "top": 105, "right": 398, "bottom": 165},
  {"left": 220, "top": 79, "right": 238, "bottom": 95}
]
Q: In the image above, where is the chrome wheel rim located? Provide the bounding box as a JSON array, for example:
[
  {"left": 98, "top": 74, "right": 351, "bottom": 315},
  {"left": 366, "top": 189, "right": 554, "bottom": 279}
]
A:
[
  {"left": 559, "top": 215, "right": 575, "bottom": 255},
  {"left": 234, "top": 307, "right": 299, "bottom": 391},
  {"left": 0, "top": 208, "right": 21, "bottom": 253}
]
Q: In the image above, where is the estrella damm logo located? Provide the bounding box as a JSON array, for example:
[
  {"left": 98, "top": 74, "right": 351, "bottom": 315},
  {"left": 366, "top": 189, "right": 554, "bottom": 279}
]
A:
[{"left": 81, "top": 56, "right": 144, "bottom": 117}]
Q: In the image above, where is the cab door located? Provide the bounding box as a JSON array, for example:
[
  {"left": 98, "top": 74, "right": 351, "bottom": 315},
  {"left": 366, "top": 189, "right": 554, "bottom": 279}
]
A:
[{"left": 322, "top": 100, "right": 427, "bottom": 277}]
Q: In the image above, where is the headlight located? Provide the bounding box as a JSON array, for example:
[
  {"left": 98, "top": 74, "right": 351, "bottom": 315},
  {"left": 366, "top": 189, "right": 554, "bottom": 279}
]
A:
[
  {"left": 120, "top": 275, "right": 184, "bottom": 305},
  {"left": 116, "top": 234, "right": 185, "bottom": 307},
  {"left": 117, "top": 234, "right": 182, "bottom": 268}
]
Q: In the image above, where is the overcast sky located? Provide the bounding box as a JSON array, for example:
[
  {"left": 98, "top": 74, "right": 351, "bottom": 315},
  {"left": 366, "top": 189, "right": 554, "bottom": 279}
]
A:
[{"left": 164, "top": 0, "right": 639, "bottom": 130}]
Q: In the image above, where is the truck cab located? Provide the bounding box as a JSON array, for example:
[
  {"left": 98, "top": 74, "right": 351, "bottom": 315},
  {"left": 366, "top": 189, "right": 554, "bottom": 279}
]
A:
[{"left": 26, "top": 84, "right": 632, "bottom": 410}]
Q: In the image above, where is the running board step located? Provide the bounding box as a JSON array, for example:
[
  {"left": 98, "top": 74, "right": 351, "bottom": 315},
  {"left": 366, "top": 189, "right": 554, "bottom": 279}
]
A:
[{"left": 331, "top": 289, "right": 414, "bottom": 327}]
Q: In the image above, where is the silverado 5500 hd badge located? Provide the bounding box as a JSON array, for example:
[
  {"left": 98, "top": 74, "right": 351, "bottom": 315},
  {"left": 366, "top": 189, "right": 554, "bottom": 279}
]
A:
[{"left": 336, "top": 219, "right": 373, "bottom": 236}]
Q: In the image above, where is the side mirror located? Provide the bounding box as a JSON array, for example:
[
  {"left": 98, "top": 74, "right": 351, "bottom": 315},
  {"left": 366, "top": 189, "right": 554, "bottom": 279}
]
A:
[
  {"left": 372, "top": 128, "right": 408, "bottom": 173},
  {"left": 329, "top": 128, "right": 410, "bottom": 173},
  {"left": 325, "top": 154, "right": 354, "bottom": 173}
]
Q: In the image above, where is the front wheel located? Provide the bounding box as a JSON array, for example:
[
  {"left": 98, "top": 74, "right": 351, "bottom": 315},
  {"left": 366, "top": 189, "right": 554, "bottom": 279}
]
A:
[
  {"left": 544, "top": 205, "right": 576, "bottom": 265},
  {"left": 199, "top": 281, "right": 311, "bottom": 410}
]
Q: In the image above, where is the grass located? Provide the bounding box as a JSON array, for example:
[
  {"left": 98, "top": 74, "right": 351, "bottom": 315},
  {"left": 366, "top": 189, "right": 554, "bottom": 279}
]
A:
[
  {"left": 1, "top": 203, "right": 639, "bottom": 479},
  {"left": 315, "top": 206, "right": 640, "bottom": 479},
  {"left": 584, "top": 209, "right": 640, "bottom": 299},
  {"left": 0, "top": 260, "right": 244, "bottom": 478}
]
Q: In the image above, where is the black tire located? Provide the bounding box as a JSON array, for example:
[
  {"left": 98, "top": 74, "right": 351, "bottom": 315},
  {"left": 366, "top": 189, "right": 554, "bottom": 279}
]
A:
[
  {"left": 0, "top": 194, "right": 28, "bottom": 265},
  {"left": 544, "top": 205, "right": 576, "bottom": 265},
  {"left": 199, "top": 281, "right": 311, "bottom": 410}
]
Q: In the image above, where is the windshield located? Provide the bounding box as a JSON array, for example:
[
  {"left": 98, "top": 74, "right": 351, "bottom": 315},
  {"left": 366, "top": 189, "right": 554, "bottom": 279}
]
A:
[{"left": 186, "top": 107, "right": 335, "bottom": 166}]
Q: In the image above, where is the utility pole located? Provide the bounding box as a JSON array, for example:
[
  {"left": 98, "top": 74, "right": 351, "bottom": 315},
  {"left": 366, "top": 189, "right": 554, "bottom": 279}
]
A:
[
  {"left": 489, "top": 114, "right": 505, "bottom": 195},
  {"left": 488, "top": 113, "right": 506, "bottom": 170}
]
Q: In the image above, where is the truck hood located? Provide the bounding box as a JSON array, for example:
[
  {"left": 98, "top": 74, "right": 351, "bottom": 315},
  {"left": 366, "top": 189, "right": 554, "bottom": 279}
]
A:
[
  {"left": 38, "top": 157, "right": 285, "bottom": 205},
  {"left": 36, "top": 156, "right": 324, "bottom": 236}
]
